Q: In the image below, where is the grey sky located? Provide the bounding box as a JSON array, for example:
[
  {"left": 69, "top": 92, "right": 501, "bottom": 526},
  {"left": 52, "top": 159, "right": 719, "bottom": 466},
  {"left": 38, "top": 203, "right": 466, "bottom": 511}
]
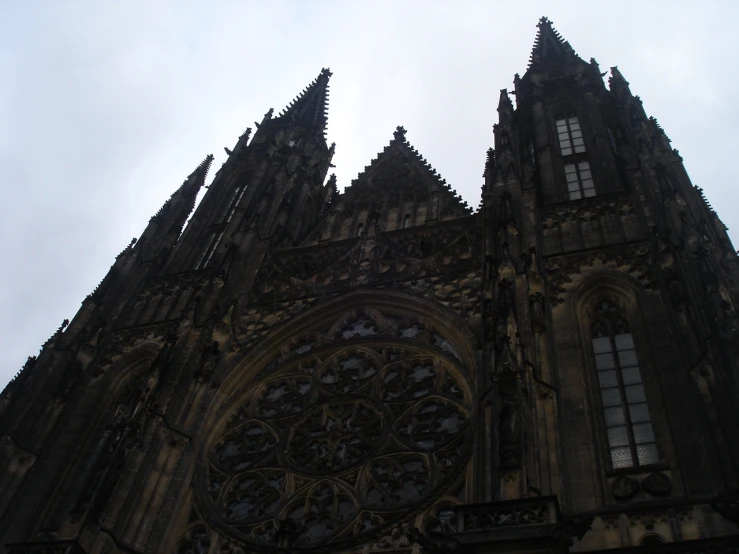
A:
[{"left": 2, "top": 1, "right": 738, "bottom": 389}]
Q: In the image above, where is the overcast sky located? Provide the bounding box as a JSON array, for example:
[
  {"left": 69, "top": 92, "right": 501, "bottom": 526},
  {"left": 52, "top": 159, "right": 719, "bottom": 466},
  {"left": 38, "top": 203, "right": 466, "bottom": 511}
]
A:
[{"left": 1, "top": 0, "right": 738, "bottom": 389}]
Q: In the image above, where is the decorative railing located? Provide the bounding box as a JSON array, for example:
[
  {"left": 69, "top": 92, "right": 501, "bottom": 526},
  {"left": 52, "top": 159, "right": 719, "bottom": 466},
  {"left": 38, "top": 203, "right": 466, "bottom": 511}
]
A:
[
  {"left": 456, "top": 496, "right": 559, "bottom": 532},
  {"left": 4, "top": 542, "right": 84, "bottom": 554},
  {"left": 455, "top": 496, "right": 560, "bottom": 532}
]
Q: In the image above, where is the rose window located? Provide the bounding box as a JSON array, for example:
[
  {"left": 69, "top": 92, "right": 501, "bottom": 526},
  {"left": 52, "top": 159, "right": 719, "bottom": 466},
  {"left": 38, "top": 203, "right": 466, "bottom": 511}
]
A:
[
  {"left": 286, "top": 398, "right": 386, "bottom": 472},
  {"left": 201, "top": 310, "right": 473, "bottom": 550}
]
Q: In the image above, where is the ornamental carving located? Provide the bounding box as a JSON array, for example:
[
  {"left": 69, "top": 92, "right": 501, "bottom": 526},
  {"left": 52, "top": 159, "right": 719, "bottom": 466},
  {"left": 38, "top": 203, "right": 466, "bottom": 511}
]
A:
[
  {"left": 546, "top": 242, "right": 655, "bottom": 302},
  {"left": 642, "top": 472, "right": 672, "bottom": 497},
  {"left": 611, "top": 475, "right": 639, "bottom": 501},
  {"left": 248, "top": 218, "right": 482, "bottom": 307},
  {"left": 199, "top": 308, "right": 473, "bottom": 550}
]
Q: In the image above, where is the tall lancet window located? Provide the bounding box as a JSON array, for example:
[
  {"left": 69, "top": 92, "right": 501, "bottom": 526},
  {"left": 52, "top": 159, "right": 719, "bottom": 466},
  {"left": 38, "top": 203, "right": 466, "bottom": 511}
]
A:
[
  {"left": 195, "top": 230, "right": 224, "bottom": 270},
  {"left": 556, "top": 116, "right": 585, "bottom": 156},
  {"left": 591, "top": 299, "right": 658, "bottom": 469}
]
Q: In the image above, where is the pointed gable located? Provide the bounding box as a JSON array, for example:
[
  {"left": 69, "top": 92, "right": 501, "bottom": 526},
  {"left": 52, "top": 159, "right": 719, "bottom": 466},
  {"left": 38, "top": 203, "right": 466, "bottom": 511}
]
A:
[
  {"left": 528, "top": 16, "right": 577, "bottom": 68},
  {"left": 341, "top": 125, "right": 470, "bottom": 215},
  {"left": 300, "top": 127, "right": 471, "bottom": 245}
]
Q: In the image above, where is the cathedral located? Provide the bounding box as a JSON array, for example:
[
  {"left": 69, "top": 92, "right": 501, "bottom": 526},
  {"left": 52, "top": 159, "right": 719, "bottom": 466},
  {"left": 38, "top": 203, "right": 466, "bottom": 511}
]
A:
[{"left": 2, "top": 16, "right": 739, "bottom": 554}]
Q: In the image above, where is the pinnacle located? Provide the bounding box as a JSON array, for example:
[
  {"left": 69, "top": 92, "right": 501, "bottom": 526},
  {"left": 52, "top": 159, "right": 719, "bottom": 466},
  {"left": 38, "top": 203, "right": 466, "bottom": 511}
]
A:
[
  {"left": 393, "top": 125, "right": 407, "bottom": 142},
  {"left": 498, "top": 89, "right": 513, "bottom": 111},
  {"left": 277, "top": 68, "right": 332, "bottom": 137},
  {"left": 188, "top": 154, "right": 214, "bottom": 179},
  {"left": 484, "top": 148, "right": 496, "bottom": 178},
  {"left": 609, "top": 66, "right": 630, "bottom": 88},
  {"left": 528, "top": 16, "right": 575, "bottom": 68},
  {"left": 183, "top": 154, "right": 214, "bottom": 197},
  {"left": 153, "top": 154, "right": 213, "bottom": 221}
]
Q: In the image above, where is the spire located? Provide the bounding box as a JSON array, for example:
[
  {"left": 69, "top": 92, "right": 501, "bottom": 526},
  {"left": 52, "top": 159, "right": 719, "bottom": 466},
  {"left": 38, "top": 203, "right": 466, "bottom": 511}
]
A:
[
  {"left": 498, "top": 89, "right": 513, "bottom": 112},
  {"left": 528, "top": 17, "right": 575, "bottom": 68},
  {"left": 139, "top": 154, "right": 213, "bottom": 261},
  {"left": 277, "top": 68, "right": 332, "bottom": 137},
  {"left": 609, "top": 66, "right": 632, "bottom": 97},
  {"left": 153, "top": 154, "right": 213, "bottom": 223}
]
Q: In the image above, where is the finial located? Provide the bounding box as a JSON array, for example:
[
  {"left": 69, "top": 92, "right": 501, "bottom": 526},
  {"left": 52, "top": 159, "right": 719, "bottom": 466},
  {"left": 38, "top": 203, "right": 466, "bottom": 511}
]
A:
[
  {"left": 498, "top": 89, "right": 513, "bottom": 110},
  {"left": 264, "top": 108, "right": 274, "bottom": 120},
  {"left": 484, "top": 148, "right": 496, "bottom": 178},
  {"left": 394, "top": 126, "right": 407, "bottom": 141}
]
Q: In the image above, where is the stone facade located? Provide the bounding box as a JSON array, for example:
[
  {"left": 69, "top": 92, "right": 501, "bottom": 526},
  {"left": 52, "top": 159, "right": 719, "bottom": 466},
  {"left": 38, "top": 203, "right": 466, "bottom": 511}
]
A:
[{"left": 2, "top": 17, "right": 739, "bottom": 554}]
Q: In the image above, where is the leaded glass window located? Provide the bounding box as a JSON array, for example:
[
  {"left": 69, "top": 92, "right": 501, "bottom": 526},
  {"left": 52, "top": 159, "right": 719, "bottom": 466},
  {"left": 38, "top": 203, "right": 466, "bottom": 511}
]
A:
[
  {"left": 591, "top": 299, "right": 658, "bottom": 469},
  {"left": 565, "top": 162, "right": 595, "bottom": 200},
  {"left": 556, "top": 116, "right": 586, "bottom": 156}
]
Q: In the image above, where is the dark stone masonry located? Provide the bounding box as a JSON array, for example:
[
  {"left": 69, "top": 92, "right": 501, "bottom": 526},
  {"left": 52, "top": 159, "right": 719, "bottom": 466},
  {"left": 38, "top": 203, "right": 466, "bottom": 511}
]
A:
[{"left": 2, "top": 17, "right": 738, "bottom": 554}]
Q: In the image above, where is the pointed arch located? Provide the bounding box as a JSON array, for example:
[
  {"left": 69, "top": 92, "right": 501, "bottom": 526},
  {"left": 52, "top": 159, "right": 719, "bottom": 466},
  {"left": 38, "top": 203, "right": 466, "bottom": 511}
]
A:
[
  {"left": 569, "top": 271, "right": 662, "bottom": 471},
  {"left": 192, "top": 290, "right": 479, "bottom": 551}
]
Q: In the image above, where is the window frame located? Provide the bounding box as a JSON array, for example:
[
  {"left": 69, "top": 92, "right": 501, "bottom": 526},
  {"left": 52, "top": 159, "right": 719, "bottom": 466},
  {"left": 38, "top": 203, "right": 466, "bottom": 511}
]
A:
[
  {"left": 556, "top": 115, "right": 586, "bottom": 156},
  {"left": 589, "top": 299, "right": 661, "bottom": 473},
  {"left": 565, "top": 161, "right": 595, "bottom": 200}
]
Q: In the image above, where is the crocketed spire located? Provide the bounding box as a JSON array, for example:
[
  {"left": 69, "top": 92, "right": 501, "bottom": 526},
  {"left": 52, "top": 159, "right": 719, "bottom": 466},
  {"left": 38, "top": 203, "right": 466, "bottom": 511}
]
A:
[
  {"left": 528, "top": 17, "right": 576, "bottom": 68},
  {"left": 277, "top": 68, "right": 332, "bottom": 137}
]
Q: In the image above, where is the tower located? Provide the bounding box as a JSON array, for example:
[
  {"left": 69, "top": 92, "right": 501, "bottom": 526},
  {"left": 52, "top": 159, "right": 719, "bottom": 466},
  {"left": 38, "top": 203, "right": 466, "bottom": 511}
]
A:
[{"left": 1, "top": 18, "right": 738, "bottom": 554}]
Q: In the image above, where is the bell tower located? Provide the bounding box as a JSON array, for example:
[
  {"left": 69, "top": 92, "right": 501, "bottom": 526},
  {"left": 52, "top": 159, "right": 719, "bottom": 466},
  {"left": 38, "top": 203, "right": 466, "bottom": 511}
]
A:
[
  {"left": 167, "top": 68, "right": 335, "bottom": 275},
  {"left": 481, "top": 15, "right": 739, "bottom": 548}
]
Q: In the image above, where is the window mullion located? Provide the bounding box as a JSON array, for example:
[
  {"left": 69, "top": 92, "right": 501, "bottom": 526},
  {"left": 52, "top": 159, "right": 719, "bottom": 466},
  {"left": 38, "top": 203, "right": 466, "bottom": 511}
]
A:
[{"left": 610, "top": 330, "right": 638, "bottom": 467}]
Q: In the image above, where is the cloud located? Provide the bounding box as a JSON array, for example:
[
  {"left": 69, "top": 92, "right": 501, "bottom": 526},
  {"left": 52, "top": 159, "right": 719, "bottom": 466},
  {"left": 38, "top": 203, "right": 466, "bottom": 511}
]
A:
[{"left": 1, "top": 0, "right": 738, "bottom": 387}]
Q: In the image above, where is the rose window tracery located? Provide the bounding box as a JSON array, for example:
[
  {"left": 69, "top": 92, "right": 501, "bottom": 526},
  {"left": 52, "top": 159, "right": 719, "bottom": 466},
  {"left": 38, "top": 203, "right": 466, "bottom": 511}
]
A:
[
  {"left": 286, "top": 398, "right": 386, "bottom": 472},
  {"left": 200, "top": 308, "right": 473, "bottom": 550}
]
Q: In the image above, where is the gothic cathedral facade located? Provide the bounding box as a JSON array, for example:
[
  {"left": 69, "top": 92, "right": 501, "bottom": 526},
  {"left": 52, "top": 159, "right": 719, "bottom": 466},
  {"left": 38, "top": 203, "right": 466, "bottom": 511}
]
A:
[{"left": 1, "top": 17, "right": 738, "bottom": 554}]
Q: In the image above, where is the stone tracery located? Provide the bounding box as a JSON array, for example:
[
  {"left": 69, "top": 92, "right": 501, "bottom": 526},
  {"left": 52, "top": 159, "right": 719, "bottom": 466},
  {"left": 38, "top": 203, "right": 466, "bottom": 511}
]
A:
[{"left": 199, "top": 307, "right": 473, "bottom": 549}]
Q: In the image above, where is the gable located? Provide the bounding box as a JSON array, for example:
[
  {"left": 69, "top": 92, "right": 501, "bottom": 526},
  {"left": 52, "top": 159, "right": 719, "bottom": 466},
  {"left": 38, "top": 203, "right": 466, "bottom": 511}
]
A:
[{"left": 302, "top": 127, "right": 471, "bottom": 245}]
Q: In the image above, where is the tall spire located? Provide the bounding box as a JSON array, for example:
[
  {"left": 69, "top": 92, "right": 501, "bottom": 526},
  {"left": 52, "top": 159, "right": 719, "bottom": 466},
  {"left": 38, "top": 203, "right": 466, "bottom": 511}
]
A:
[
  {"left": 528, "top": 17, "right": 576, "bottom": 68},
  {"left": 139, "top": 154, "right": 213, "bottom": 261},
  {"left": 153, "top": 154, "right": 213, "bottom": 223},
  {"left": 277, "top": 68, "right": 332, "bottom": 137}
]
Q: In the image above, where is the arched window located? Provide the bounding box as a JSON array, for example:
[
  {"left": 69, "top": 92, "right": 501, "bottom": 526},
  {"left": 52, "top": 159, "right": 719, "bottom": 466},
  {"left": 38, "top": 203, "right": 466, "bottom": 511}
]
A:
[
  {"left": 590, "top": 299, "right": 658, "bottom": 469},
  {"left": 556, "top": 115, "right": 585, "bottom": 156}
]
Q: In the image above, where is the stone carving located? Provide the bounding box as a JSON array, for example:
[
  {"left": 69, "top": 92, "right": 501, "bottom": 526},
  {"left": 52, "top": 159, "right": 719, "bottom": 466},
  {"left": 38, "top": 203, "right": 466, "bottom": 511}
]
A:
[
  {"left": 248, "top": 218, "right": 482, "bottom": 315},
  {"left": 546, "top": 242, "right": 655, "bottom": 302},
  {"left": 3, "top": 543, "right": 84, "bottom": 554},
  {"left": 199, "top": 310, "right": 473, "bottom": 549},
  {"left": 611, "top": 475, "right": 639, "bottom": 500},
  {"left": 458, "top": 499, "right": 554, "bottom": 530},
  {"left": 642, "top": 472, "right": 672, "bottom": 497},
  {"left": 232, "top": 298, "right": 319, "bottom": 353},
  {"left": 286, "top": 398, "right": 385, "bottom": 472},
  {"left": 177, "top": 527, "right": 211, "bottom": 554}
]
